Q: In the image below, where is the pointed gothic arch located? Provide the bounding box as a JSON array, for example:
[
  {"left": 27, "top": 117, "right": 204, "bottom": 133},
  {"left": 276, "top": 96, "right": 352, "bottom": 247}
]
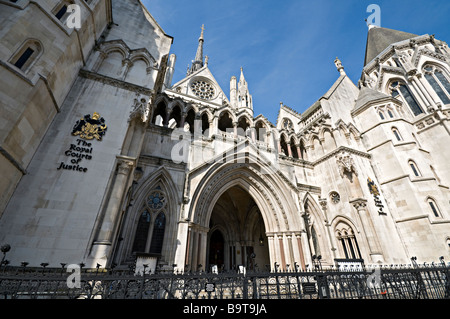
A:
[
  {"left": 114, "top": 168, "right": 180, "bottom": 266},
  {"left": 301, "top": 194, "right": 330, "bottom": 263},
  {"left": 332, "top": 217, "right": 362, "bottom": 260},
  {"left": 183, "top": 152, "right": 303, "bottom": 271}
]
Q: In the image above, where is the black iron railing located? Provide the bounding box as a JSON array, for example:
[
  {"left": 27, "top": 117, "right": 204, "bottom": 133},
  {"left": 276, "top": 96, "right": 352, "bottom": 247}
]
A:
[{"left": 0, "top": 258, "right": 449, "bottom": 299}]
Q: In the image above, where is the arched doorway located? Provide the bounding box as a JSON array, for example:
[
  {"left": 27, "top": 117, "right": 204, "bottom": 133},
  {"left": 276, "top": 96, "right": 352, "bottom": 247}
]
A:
[
  {"left": 208, "top": 230, "right": 225, "bottom": 271},
  {"left": 206, "top": 185, "right": 270, "bottom": 272}
]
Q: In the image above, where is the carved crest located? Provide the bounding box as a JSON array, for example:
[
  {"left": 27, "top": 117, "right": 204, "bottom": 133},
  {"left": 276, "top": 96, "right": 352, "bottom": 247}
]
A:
[
  {"left": 367, "top": 177, "right": 380, "bottom": 196},
  {"left": 335, "top": 151, "right": 357, "bottom": 178},
  {"left": 72, "top": 112, "right": 107, "bottom": 141}
]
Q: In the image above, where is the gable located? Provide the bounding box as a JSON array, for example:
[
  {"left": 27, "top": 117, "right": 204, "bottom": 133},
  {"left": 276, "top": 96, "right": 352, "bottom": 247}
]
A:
[{"left": 166, "top": 66, "right": 230, "bottom": 107}]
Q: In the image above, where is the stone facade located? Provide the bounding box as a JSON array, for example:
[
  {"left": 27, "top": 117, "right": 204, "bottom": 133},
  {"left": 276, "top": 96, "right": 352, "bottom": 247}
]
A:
[{"left": 0, "top": 1, "right": 449, "bottom": 272}]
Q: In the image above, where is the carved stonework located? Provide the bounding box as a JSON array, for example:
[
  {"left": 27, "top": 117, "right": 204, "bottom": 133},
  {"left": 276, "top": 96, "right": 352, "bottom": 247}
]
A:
[
  {"left": 129, "top": 96, "right": 150, "bottom": 123},
  {"left": 117, "top": 160, "right": 134, "bottom": 175},
  {"left": 335, "top": 151, "right": 358, "bottom": 178},
  {"left": 350, "top": 198, "right": 367, "bottom": 211}
]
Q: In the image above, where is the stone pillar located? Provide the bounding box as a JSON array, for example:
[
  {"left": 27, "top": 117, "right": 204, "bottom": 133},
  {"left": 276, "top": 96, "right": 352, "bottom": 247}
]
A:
[
  {"left": 179, "top": 112, "right": 186, "bottom": 128},
  {"left": 278, "top": 234, "right": 286, "bottom": 270},
  {"left": 164, "top": 109, "right": 171, "bottom": 127},
  {"left": 350, "top": 198, "right": 384, "bottom": 263},
  {"left": 319, "top": 197, "right": 337, "bottom": 260},
  {"left": 89, "top": 156, "right": 135, "bottom": 267},
  {"left": 121, "top": 58, "right": 133, "bottom": 81},
  {"left": 286, "top": 233, "right": 295, "bottom": 270},
  {"left": 250, "top": 125, "right": 256, "bottom": 143},
  {"left": 267, "top": 234, "right": 276, "bottom": 270},
  {"left": 296, "top": 145, "right": 302, "bottom": 159},
  {"left": 233, "top": 121, "right": 238, "bottom": 138},
  {"left": 287, "top": 142, "right": 293, "bottom": 157},
  {"left": 294, "top": 232, "right": 306, "bottom": 270}
]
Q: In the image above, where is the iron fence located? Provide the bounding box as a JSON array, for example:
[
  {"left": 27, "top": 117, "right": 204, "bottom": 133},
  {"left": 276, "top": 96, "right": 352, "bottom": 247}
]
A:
[{"left": 0, "top": 259, "right": 449, "bottom": 299}]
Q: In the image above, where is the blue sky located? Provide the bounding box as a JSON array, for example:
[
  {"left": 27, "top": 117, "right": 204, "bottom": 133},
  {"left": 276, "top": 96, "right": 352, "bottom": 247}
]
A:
[{"left": 142, "top": 0, "right": 450, "bottom": 124}]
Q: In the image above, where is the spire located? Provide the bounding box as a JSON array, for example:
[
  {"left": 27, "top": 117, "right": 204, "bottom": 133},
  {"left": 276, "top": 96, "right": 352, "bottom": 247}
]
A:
[
  {"left": 239, "top": 66, "right": 245, "bottom": 82},
  {"left": 188, "top": 25, "right": 205, "bottom": 75},
  {"left": 237, "top": 67, "right": 253, "bottom": 112}
]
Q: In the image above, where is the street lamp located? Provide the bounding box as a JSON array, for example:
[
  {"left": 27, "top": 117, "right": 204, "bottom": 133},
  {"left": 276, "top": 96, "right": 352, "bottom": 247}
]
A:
[{"left": 1, "top": 244, "right": 11, "bottom": 269}]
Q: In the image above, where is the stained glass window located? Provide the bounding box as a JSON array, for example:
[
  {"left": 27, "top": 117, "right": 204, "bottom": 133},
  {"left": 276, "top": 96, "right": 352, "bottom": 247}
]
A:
[
  {"left": 149, "top": 212, "right": 166, "bottom": 254},
  {"left": 132, "top": 209, "right": 151, "bottom": 253},
  {"left": 147, "top": 190, "right": 165, "bottom": 211},
  {"left": 423, "top": 66, "right": 450, "bottom": 105},
  {"left": 389, "top": 81, "right": 423, "bottom": 116},
  {"left": 132, "top": 185, "right": 167, "bottom": 255}
]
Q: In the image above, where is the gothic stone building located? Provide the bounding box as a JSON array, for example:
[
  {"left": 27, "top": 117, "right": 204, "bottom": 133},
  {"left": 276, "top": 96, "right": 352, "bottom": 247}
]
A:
[{"left": 1, "top": 1, "right": 450, "bottom": 272}]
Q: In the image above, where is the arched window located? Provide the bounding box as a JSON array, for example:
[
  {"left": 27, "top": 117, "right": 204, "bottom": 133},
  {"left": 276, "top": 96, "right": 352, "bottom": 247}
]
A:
[
  {"left": 132, "top": 186, "right": 167, "bottom": 255},
  {"left": 9, "top": 39, "right": 42, "bottom": 72},
  {"left": 52, "top": 1, "right": 74, "bottom": 22},
  {"left": 389, "top": 81, "right": 424, "bottom": 116},
  {"left": 290, "top": 137, "right": 299, "bottom": 159},
  {"left": 132, "top": 209, "right": 151, "bottom": 253},
  {"left": 427, "top": 198, "right": 441, "bottom": 218},
  {"left": 152, "top": 102, "right": 167, "bottom": 126},
  {"left": 378, "top": 111, "right": 385, "bottom": 120},
  {"left": 218, "top": 111, "right": 233, "bottom": 133},
  {"left": 387, "top": 109, "right": 394, "bottom": 118},
  {"left": 149, "top": 212, "right": 166, "bottom": 254},
  {"left": 336, "top": 223, "right": 361, "bottom": 259},
  {"left": 408, "top": 160, "right": 421, "bottom": 177},
  {"left": 392, "top": 127, "right": 402, "bottom": 141},
  {"left": 423, "top": 65, "right": 450, "bottom": 105},
  {"left": 311, "top": 226, "right": 321, "bottom": 256},
  {"left": 279, "top": 134, "right": 289, "bottom": 156},
  {"left": 254, "top": 120, "right": 267, "bottom": 142}
]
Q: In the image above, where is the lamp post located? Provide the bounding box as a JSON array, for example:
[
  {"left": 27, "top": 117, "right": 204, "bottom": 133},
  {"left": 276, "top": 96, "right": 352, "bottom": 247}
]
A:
[{"left": 1, "top": 244, "right": 11, "bottom": 269}]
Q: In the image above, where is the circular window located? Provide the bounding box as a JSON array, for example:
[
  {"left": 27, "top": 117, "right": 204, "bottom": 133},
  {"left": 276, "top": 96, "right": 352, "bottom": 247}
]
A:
[
  {"left": 147, "top": 191, "right": 166, "bottom": 210},
  {"left": 330, "top": 191, "right": 340, "bottom": 204},
  {"left": 191, "top": 80, "right": 215, "bottom": 100}
]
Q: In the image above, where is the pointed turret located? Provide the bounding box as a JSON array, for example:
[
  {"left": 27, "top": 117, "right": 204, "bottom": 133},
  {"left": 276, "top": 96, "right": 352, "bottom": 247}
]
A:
[
  {"left": 237, "top": 67, "right": 253, "bottom": 112},
  {"left": 187, "top": 25, "right": 205, "bottom": 75}
]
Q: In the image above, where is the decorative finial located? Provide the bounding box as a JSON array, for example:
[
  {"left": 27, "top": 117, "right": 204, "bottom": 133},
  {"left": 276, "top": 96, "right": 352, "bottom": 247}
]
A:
[
  {"left": 200, "top": 24, "right": 205, "bottom": 40},
  {"left": 334, "top": 57, "right": 346, "bottom": 75}
]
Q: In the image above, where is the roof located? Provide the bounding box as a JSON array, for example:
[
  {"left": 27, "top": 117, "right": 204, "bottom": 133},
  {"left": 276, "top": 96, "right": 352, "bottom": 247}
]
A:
[
  {"left": 353, "top": 86, "right": 391, "bottom": 112},
  {"left": 364, "top": 26, "right": 419, "bottom": 66}
]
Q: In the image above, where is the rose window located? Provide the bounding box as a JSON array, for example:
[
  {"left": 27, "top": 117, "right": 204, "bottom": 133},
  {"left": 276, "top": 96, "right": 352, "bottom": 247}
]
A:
[
  {"left": 191, "top": 80, "right": 215, "bottom": 100},
  {"left": 147, "top": 191, "right": 166, "bottom": 210}
]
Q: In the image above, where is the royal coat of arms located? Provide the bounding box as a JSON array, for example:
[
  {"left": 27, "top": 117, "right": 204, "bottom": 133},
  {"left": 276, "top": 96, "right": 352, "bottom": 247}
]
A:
[{"left": 71, "top": 112, "right": 107, "bottom": 141}]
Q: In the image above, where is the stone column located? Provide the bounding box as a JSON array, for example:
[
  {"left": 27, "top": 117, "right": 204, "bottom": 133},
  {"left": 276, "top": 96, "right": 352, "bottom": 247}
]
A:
[
  {"left": 296, "top": 145, "right": 302, "bottom": 159},
  {"left": 267, "top": 234, "right": 276, "bottom": 270},
  {"left": 287, "top": 142, "right": 293, "bottom": 158},
  {"left": 350, "top": 198, "right": 384, "bottom": 263},
  {"left": 294, "top": 232, "right": 306, "bottom": 270},
  {"left": 319, "top": 198, "right": 337, "bottom": 260},
  {"left": 286, "top": 233, "right": 295, "bottom": 270},
  {"left": 250, "top": 125, "right": 256, "bottom": 143},
  {"left": 179, "top": 112, "right": 186, "bottom": 128},
  {"left": 90, "top": 156, "right": 135, "bottom": 266},
  {"left": 233, "top": 121, "right": 238, "bottom": 138},
  {"left": 164, "top": 109, "right": 171, "bottom": 127},
  {"left": 278, "top": 234, "right": 286, "bottom": 270}
]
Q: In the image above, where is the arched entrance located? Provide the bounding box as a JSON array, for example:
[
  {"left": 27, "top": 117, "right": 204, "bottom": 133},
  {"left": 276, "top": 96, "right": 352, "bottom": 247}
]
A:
[
  {"left": 206, "top": 185, "right": 270, "bottom": 272},
  {"left": 178, "top": 159, "right": 307, "bottom": 273},
  {"left": 208, "top": 230, "right": 225, "bottom": 270}
]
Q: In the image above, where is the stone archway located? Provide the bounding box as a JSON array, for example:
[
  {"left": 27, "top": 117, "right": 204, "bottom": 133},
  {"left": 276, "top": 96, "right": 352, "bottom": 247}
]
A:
[
  {"left": 206, "top": 185, "right": 270, "bottom": 272},
  {"left": 177, "top": 155, "right": 306, "bottom": 272}
]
